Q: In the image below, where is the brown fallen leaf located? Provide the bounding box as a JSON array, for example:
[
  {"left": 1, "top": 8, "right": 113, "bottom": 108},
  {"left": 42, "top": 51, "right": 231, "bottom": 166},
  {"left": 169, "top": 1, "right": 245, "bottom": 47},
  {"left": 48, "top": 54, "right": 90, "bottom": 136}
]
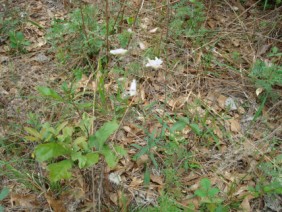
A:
[
  {"left": 229, "top": 118, "right": 241, "bottom": 132},
  {"left": 45, "top": 193, "right": 66, "bottom": 212},
  {"left": 150, "top": 174, "right": 163, "bottom": 185},
  {"left": 10, "top": 193, "right": 40, "bottom": 208},
  {"left": 241, "top": 194, "right": 254, "bottom": 211},
  {"left": 217, "top": 94, "right": 227, "bottom": 109}
]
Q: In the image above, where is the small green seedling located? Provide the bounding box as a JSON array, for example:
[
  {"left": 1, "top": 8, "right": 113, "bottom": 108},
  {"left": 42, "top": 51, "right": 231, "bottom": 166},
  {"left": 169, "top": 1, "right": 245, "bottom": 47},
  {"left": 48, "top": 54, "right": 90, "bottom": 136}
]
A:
[
  {"left": 0, "top": 187, "right": 9, "bottom": 212},
  {"left": 195, "top": 178, "right": 223, "bottom": 212},
  {"left": 9, "top": 31, "right": 30, "bottom": 52}
]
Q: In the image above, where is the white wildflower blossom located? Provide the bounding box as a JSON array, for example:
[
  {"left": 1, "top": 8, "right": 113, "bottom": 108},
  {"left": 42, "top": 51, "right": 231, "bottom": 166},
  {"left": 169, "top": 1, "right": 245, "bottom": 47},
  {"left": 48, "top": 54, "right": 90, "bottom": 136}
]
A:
[
  {"left": 139, "top": 42, "right": 146, "bottom": 50},
  {"left": 129, "top": 79, "right": 137, "bottom": 97},
  {"left": 149, "top": 27, "right": 158, "bottom": 33},
  {"left": 110, "top": 48, "right": 128, "bottom": 55},
  {"left": 108, "top": 172, "right": 122, "bottom": 185},
  {"left": 145, "top": 57, "right": 163, "bottom": 69}
]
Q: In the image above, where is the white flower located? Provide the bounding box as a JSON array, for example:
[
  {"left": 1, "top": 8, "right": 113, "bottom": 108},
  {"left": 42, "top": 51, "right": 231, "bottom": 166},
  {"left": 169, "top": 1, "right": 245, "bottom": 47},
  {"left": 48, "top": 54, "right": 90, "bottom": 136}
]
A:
[
  {"left": 108, "top": 172, "right": 122, "bottom": 185},
  {"left": 149, "top": 27, "right": 158, "bottom": 33},
  {"left": 129, "top": 79, "right": 137, "bottom": 96},
  {"left": 139, "top": 42, "right": 146, "bottom": 50},
  {"left": 145, "top": 57, "right": 163, "bottom": 69},
  {"left": 110, "top": 48, "right": 128, "bottom": 55}
]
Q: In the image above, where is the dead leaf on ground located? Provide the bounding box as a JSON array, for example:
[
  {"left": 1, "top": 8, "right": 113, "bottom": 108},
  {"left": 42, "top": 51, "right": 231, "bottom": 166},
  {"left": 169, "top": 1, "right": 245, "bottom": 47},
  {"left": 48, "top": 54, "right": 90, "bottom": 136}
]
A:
[
  {"left": 229, "top": 118, "right": 241, "bottom": 132},
  {"left": 217, "top": 94, "right": 227, "bottom": 109},
  {"left": 241, "top": 194, "right": 255, "bottom": 211},
  {"left": 10, "top": 193, "right": 40, "bottom": 208},
  {"left": 150, "top": 174, "right": 163, "bottom": 185},
  {"left": 45, "top": 193, "right": 66, "bottom": 212},
  {"left": 130, "top": 177, "right": 143, "bottom": 187}
]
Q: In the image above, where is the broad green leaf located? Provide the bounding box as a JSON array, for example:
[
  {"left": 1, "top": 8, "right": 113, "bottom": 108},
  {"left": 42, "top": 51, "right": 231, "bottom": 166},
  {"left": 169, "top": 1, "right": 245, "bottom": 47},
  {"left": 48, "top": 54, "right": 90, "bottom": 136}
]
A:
[
  {"left": 63, "top": 126, "right": 73, "bottom": 137},
  {"left": 114, "top": 145, "right": 127, "bottom": 157},
  {"left": 101, "top": 146, "right": 118, "bottom": 168},
  {"left": 37, "top": 86, "right": 62, "bottom": 100},
  {"left": 71, "top": 152, "right": 87, "bottom": 168},
  {"left": 35, "top": 143, "right": 69, "bottom": 162},
  {"left": 89, "top": 120, "right": 119, "bottom": 149},
  {"left": 190, "top": 123, "right": 202, "bottom": 136},
  {"left": 84, "top": 153, "right": 99, "bottom": 168},
  {"left": 24, "top": 127, "right": 42, "bottom": 139},
  {"left": 200, "top": 178, "right": 211, "bottom": 189},
  {"left": 47, "top": 160, "right": 72, "bottom": 182},
  {"left": 208, "top": 187, "right": 220, "bottom": 197},
  {"left": 73, "top": 136, "right": 88, "bottom": 151},
  {"left": 0, "top": 187, "right": 9, "bottom": 201},
  {"left": 24, "top": 136, "right": 39, "bottom": 142},
  {"left": 195, "top": 189, "right": 206, "bottom": 197},
  {"left": 79, "top": 113, "right": 94, "bottom": 134},
  {"left": 55, "top": 121, "right": 68, "bottom": 135}
]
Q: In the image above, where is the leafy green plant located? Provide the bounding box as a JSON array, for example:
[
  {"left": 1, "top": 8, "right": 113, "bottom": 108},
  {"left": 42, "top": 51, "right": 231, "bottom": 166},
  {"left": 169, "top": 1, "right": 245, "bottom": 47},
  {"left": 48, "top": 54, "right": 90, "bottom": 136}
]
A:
[
  {"left": 195, "top": 178, "right": 224, "bottom": 212},
  {"left": 249, "top": 59, "right": 281, "bottom": 103},
  {"left": 9, "top": 31, "right": 30, "bottom": 52},
  {"left": 138, "top": 194, "right": 190, "bottom": 212},
  {"left": 47, "top": 5, "right": 112, "bottom": 66},
  {"left": 0, "top": 187, "right": 9, "bottom": 212},
  {"left": 249, "top": 154, "right": 282, "bottom": 197},
  {"left": 25, "top": 114, "right": 126, "bottom": 182},
  {"left": 169, "top": 0, "right": 206, "bottom": 43},
  {"left": 262, "top": 0, "right": 282, "bottom": 9}
]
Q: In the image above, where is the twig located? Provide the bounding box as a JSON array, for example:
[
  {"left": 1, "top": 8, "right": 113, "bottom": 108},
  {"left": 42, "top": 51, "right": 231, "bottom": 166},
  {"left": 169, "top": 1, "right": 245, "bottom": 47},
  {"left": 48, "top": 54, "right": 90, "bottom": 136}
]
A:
[{"left": 105, "top": 0, "right": 110, "bottom": 67}]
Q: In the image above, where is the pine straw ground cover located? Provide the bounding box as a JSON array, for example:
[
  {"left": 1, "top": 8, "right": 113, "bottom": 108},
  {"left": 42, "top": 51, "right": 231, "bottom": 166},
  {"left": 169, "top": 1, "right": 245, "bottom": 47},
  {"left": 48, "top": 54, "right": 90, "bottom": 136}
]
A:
[{"left": 0, "top": 0, "right": 281, "bottom": 211}]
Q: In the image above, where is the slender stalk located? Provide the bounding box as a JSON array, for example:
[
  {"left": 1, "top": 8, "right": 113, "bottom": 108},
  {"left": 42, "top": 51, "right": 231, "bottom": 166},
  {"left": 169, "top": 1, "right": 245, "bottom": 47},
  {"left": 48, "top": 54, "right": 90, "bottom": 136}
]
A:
[
  {"left": 79, "top": 3, "right": 90, "bottom": 49},
  {"left": 161, "top": 0, "right": 171, "bottom": 132},
  {"left": 105, "top": 0, "right": 110, "bottom": 66}
]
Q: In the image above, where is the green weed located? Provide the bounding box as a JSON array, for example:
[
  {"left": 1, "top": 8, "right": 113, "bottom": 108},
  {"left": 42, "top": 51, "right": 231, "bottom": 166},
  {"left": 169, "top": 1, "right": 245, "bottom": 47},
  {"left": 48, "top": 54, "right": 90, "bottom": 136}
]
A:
[
  {"left": 250, "top": 60, "right": 281, "bottom": 96},
  {"left": 249, "top": 154, "right": 282, "bottom": 197},
  {"left": 0, "top": 187, "right": 9, "bottom": 212},
  {"left": 24, "top": 113, "right": 125, "bottom": 182},
  {"left": 195, "top": 178, "right": 225, "bottom": 212},
  {"left": 8, "top": 31, "right": 30, "bottom": 53}
]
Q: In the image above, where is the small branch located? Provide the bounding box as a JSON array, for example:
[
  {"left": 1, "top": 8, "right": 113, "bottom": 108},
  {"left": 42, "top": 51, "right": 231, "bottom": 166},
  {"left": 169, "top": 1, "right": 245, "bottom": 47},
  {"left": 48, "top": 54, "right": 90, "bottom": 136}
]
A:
[{"left": 105, "top": 0, "right": 110, "bottom": 66}]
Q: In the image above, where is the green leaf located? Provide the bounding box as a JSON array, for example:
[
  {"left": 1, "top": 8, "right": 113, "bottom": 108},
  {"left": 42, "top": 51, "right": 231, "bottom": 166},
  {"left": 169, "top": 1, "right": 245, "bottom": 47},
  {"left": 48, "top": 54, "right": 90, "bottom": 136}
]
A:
[
  {"left": 114, "top": 145, "right": 127, "bottom": 157},
  {"left": 200, "top": 178, "right": 211, "bottom": 189},
  {"left": 0, "top": 187, "right": 9, "bottom": 201},
  {"left": 73, "top": 136, "right": 88, "bottom": 151},
  {"left": 195, "top": 189, "right": 206, "bottom": 197},
  {"left": 144, "top": 166, "right": 150, "bottom": 186},
  {"left": 47, "top": 160, "right": 72, "bottom": 182},
  {"left": 37, "top": 86, "right": 62, "bottom": 100},
  {"left": 55, "top": 121, "right": 68, "bottom": 135},
  {"left": 84, "top": 153, "right": 100, "bottom": 168},
  {"left": 171, "top": 121, "right": 187, "bottom": 132},
  {"left": 24, "top": 127, "right": 42, "bottom": 139},
  {"left": 24, "top": 136, "right": 39, "bottom": 142},
  {"left": 101, "top": 146, "right": 118, "bottom": 168},
  {"left": 189, "top": 123, "right": 202, "bottom": 136},
  {"left": 35, "top": 143, "right": 69, "bottom": 162},
  {"left": 0, "top": 205, "right": 4, "bottom": 212},
  {"left": 71, "top": 152, "right": 87, "bottom": 168},
  {"left": 88, "top": 120, "right": 119, "bottom": 149},
  {"left": 208, "top": 187, "right": 220, "bottom": 197}
]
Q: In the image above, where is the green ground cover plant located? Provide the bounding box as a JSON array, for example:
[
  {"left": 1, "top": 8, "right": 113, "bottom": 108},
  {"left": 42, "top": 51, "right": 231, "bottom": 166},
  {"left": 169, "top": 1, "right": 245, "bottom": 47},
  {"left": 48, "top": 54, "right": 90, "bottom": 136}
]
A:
[{"left": 0, "top": 0, "right": 281, "bottom": 211}]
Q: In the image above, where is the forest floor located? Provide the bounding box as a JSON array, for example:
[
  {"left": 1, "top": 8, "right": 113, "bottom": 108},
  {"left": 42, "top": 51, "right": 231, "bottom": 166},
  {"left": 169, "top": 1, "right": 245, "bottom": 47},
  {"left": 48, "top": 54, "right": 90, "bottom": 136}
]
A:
[{"left": 0, "top": 0, "right": 281, "bottom": 211}]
